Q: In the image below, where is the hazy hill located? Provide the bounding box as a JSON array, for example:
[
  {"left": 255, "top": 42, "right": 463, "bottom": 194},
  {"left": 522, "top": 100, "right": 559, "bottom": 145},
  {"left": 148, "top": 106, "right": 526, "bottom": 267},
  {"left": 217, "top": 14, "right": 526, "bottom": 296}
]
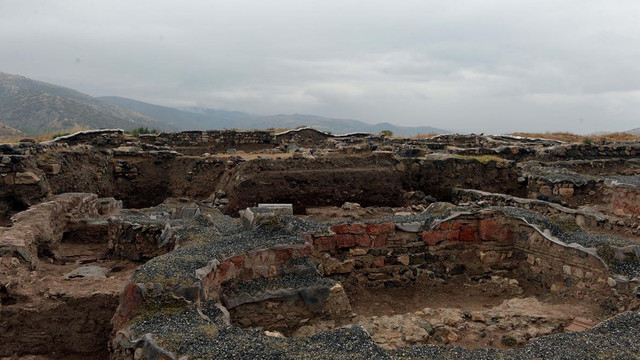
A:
[
  {"left": 99, "top": 96, "right": 255, "bottom": 130},
  {"left": 0, "top": 121, "right": 23, "bottom": 138},
  {"left": 239, "top": 113, "right": 446, "bottom": 136},
  {"left": 0, "top": 72, "right": 446, "bottom": 136},
  {"left": 627, "top": 128, "right": 640, "bottom": 136},
  {"left": 0, "top": 72, "right": 171, "bottom": 135},
  {"left": 101, "top": 98, "right": 447, "bottom": 135}
]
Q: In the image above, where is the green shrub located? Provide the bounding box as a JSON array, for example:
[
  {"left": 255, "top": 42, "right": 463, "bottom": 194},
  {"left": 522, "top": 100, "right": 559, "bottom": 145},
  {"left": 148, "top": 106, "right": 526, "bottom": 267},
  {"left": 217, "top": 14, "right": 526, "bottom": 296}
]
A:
[{"left": 129, "top": 127, "right": 159, "bottom": 135}]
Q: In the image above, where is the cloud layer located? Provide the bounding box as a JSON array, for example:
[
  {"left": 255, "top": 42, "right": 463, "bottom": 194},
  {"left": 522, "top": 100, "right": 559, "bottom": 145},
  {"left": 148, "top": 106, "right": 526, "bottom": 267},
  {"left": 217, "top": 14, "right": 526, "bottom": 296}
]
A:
[{"left": 1, "top": 0, "right": 640, "bottom": 133}]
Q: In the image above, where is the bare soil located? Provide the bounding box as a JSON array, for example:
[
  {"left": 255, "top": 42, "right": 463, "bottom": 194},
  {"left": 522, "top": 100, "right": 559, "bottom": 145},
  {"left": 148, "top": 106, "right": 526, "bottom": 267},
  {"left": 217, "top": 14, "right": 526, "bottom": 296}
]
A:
[
  {"left": 292, "top": 275, "right": 603, "bottom": 350},
  {"left": 1, "top": 242, "right": 137, "bottom": 359}
]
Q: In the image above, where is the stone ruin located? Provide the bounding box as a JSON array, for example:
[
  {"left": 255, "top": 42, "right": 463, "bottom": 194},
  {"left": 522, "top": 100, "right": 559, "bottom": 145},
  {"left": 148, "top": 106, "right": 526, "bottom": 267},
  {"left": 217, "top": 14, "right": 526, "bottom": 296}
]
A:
[{"left": 2, "top": 128, "right": 640, "bottom": 359}]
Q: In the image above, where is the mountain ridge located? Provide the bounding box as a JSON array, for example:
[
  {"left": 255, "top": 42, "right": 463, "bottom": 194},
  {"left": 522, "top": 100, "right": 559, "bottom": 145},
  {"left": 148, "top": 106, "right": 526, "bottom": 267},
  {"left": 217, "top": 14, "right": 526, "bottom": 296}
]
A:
[
  {"left": 0, "top": 71, "right": 446, "bottom": 137},
  {"left": 0, "top": 72, "right": 173, "bottom": 135},
  {"left": 100, "top": 97, "right": 447, "bottom": 135},
  {"left": 0, "top": 121, "right": 24, "bottom": 138}
]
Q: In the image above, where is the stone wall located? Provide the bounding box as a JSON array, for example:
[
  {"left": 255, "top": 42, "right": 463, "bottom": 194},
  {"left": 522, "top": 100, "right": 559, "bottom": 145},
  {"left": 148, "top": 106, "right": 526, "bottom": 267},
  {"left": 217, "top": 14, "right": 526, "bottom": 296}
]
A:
[
  {"left": 50, "top": 129, "right": 125, "bottom": 147},
  {"left": 538, "top": 143, "right": 640, "bottom": 160},
  {"left": 308, "top": 212, "right": 615, "bottom": 301},
  {"left": 0, "top": 155, "right": 45, "bottom": 186},
  {"left": 525, "top": 177, "right": 598, "bottom": 202},
  {"left": 107, "top": 205, "right": 205, "bottom": 261},
  {"left": 228, "top": 283, "right": 352, "bottom": 332},
  {"left": 0, "top": 154, "right": 50, "bottom": 225},
  {"left": 525, "top": 177, "right": 640, "bottom": 219},
  {"left": 0, "top": 193, "right": 121, "bottom": 268},
  {"left": 137, "top": 130, "right": 274, "bottom": 154},
  {"left": 108, "top": 219, "right": 174, "bottom": 261},
  {"left": 0, "top": 143, "right": 75, "bottom": 224}
]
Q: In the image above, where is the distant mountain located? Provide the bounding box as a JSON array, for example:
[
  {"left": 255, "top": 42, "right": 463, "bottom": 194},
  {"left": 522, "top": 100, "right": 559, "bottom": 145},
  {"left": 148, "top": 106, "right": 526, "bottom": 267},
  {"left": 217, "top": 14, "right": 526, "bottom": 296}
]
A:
[
  {"left": 0, "top": 121, "right": 23, "bottom": 138},
  {"left": 99, "top": 96, "right": 255, "bottom": 130},
  {"left": 177, "top": 106, "right": 258, "bottom": 124},
  {"left": 0, "top": 72, "right": 445, "bottom": 136},
  {"left": 102, "top": 98, "right": 447, "bottom": 136},
  {"left": 627, "top": 128, "right": 640, "bottom": 136},
  {"left": 0, "top": 72, "right": 172, "bottom": 135},
  {"left": 239, "top": 113, "right": 446, "bottom": 136}
]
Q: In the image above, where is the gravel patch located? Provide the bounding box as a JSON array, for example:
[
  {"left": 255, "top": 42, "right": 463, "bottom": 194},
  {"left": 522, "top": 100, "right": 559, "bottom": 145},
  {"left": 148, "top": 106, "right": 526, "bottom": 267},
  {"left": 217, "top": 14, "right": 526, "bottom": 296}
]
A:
[
  {"left": 132, "top": 215, "right": 312, "bottom": 285},
  {"left": 393, "top": 311, "right": 640, "bottom": 360}
]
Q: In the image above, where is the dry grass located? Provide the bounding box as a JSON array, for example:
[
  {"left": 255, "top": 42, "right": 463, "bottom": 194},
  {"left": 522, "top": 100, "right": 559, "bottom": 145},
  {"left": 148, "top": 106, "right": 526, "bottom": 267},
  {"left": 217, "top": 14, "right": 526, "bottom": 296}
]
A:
[
  {"left": 509, "top": 132, "right": 640, "bottom": 143},
  {"left": 453, "top": 154, "right": 508, "bottom": 164},
  {"left": 264, "top": 127, "right": 293, "bottom": 133},
  {"left": 0, "top": 124, "right": 92, "bottom": 143},
  {"left": 411, "top": 133, "right": 439, "bottom": 139},
  {"left": 214, "top": 152, "right": 294, "bottom": 160}
]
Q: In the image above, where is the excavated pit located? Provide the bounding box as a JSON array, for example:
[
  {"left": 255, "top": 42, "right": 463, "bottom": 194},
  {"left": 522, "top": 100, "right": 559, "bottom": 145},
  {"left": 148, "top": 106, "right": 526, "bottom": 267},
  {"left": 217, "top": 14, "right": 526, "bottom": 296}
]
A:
[
  {"left": 223, "top": 210, "right": 629, "bottom": 351},
  {"left": 0, "top": 194, "right": 135, "bottom": 360},
  {"left": 3, "top": 129, "right": 640, "bottom": 359}
]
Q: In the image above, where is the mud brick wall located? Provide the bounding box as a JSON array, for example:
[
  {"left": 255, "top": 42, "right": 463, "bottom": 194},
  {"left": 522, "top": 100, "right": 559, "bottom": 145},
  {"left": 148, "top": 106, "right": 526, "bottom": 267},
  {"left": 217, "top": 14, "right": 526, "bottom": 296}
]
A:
[
  {"left": 609, "top": 187, "right": 640, "bottom": 218},
  {"left": 112, "top": 244, "right": 313, "bottom": 332},
  {"left": 63, "top": 220, "right": 110, "bottom": 244},
  {"left": 201, "top": 245, "right": 312, "bottom": 301},
  {"left": 0, "top": 291, "right": 119, "bottom": 357},
  {"left": 451, "top": 188, "right": 640, "bottom": 237},
  {"left": 308, "top": 214, "right": 611, "bottom": 299}
]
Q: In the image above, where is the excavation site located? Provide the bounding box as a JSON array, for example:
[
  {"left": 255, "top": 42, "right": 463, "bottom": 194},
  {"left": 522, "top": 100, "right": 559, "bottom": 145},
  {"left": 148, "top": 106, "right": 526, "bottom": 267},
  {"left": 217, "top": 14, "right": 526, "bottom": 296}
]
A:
[{"left": 3, "top": 128, "right": 640, "bottom": 360}]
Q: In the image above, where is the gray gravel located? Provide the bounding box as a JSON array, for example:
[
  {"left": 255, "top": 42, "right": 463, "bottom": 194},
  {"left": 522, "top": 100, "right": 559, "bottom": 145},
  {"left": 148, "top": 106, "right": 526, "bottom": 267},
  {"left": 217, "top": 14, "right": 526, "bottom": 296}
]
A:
[
  {"left": 130, "top": 304, "right": 640, "bottom": 359},
  {"left": 394, "top": 311, "right": 640, "bottom": 359},
  {"left": 519, "top": 160, "right": 640, "bottom": 188},
  {"left": 130, "top": 301, "right": 391, "bottom": 359},
  {"left": 124, "top": 203, "right": 640, "bottom": 359},
  {"left": 518, "top": 162, "right": 598, "bottom": 185},
  {"left": 133, "top": 214, "right": 315, "bottom": 285},
  {"left": 223, "top": 271, "right": 334, "bottom": 298}
]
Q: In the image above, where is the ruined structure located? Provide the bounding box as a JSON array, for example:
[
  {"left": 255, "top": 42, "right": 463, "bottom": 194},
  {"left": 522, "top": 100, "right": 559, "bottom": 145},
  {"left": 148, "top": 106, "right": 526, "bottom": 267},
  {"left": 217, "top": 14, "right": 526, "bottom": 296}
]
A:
[{"left": 2, "top": 128, "right": 640, "bottom": 359}]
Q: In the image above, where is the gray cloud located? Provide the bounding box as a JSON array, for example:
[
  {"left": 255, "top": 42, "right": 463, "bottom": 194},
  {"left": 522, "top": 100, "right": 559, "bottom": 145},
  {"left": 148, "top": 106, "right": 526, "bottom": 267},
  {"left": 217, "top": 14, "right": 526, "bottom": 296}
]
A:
[{"left": 1, "top": 0, "right": 640, "bottom": 133}]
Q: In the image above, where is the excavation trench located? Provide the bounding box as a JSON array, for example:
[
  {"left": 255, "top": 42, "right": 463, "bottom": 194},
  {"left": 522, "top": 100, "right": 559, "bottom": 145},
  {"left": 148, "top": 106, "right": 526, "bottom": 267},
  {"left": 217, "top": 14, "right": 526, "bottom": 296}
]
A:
[
  {"left": 0, "top": 239, "right": 137, "bottom": 360},
  {"left": 226, "top": 268, "right": 605, "bottom": 350},
  {"left": 33, "top": 150, "right": 526, "bottom": 215},
  {"left": 0, "top": 194, "right": 134, "bottom": 360},
  {"left": 221, "top": 213, "right": 628, "bottom": 351}
]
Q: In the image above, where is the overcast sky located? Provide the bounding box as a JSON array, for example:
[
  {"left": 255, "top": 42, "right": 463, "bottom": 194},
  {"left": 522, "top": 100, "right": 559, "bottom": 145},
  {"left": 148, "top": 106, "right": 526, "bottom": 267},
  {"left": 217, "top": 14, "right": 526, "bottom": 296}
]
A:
[{"left": 1, "top": 0, "right": 640, "bottom": 133}]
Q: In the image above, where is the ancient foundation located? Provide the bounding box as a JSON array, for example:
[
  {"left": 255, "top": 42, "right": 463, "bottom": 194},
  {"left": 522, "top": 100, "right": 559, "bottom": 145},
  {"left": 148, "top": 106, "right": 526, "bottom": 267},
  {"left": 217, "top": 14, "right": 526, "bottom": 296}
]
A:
[{"left": 2, "top": 129, "right": 640, "bottom": 359}]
